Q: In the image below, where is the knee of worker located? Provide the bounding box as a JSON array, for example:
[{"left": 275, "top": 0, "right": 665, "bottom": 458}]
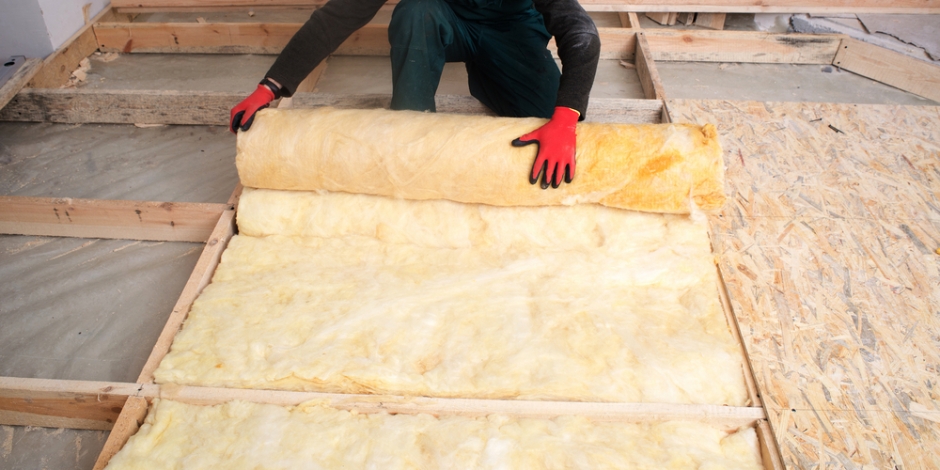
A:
[{"left": 389, "top": 0, "right": 452, "bottom": 47}]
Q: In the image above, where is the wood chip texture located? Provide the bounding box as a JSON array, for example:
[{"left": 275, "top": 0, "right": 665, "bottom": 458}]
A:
[{"left": 667, "top": 99, "right": 940, "bottom": 469}]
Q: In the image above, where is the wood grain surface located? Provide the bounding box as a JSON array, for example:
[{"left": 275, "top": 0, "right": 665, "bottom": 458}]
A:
[{"left": 668, "top": 99, "right": 940, "bottom": 469}]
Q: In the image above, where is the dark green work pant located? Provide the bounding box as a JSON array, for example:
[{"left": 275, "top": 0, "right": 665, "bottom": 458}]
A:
[{"left": 388, "top": 0, "right": 560, "bottom": 118}]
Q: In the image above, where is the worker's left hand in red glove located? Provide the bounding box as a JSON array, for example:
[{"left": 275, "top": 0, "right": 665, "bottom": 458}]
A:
[
  {"left": 512, "top": 106, "right": 579, "bottom": 189},
  {"left": 230, "top": 79, "right": 280, "bottom": 133}
]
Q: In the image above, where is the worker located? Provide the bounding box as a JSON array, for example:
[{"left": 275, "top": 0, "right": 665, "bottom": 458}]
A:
[{"left": 230, "top": 0, "right": 600, "bottom": 189}]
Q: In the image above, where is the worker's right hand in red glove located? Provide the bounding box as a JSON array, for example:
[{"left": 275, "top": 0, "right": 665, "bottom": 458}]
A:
[
  {"left": 512, "top": 107, "right": 579, "bottom": 189},
  {"left": 230, "top": 82, "right": 277, "bottom": 134}
]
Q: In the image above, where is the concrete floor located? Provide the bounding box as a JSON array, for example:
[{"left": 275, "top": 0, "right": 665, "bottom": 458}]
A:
[
  {"left": 2, "top": 17, "right": 939, "bottom": 468},
  {"left": 0, "top": 123, "right": 236, "bottom": 469}
]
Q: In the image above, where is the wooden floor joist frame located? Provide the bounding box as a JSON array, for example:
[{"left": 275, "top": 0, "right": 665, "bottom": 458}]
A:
[{"left": 4, "top": 1, "right": 940, "bottom": 468}]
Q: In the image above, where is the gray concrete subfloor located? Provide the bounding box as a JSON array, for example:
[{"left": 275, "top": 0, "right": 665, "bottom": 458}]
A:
[{"left": 0, "top": 122, "right": 237, "bottom": 469}]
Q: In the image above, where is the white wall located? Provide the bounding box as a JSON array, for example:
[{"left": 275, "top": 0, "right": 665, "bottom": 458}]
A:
[
  {"left": 0, "top": 0, "right": 54, "bottom": 58},
  {"left": 37, "top": 0, "right": 110, "bottom": 50},
  {"left": 0, "top": 0, "right": 109, "bottom": 59}
]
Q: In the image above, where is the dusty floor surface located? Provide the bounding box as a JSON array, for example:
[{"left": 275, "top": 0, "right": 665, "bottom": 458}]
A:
[
  {"left": 0, "top": 123, "right": 237, "bottom": 469},
  {"left": 2, "top": 11, "right": 938, "bottom": 468}
]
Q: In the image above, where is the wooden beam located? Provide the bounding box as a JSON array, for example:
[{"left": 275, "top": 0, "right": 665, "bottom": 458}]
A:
[
  {"left": 137, "top": 209, "right": 236, "bottom": 383},
  {"left": 92, "top": 20, "right": 845, "bottom": 66},
  {"left": 0, "top": 196, "right": 228, "bottom": 242},
  {"left": 149, "top": 384, "right": 766, "bottom": 428},
  {"left": 645, "top": 30, "right": 844, "bottom": 64},
  {"left": 693, "top": 12, "right": 726, "bottom": 30},
  {"left": 646, "top": 11, "right": 678, "bottom": 26},
  {"left": 0, "top": 377, "right": 137, "bottom": 431},
  {"left": 0, "top": 376, "right": 765, "bottom": 428},
  {"left": 92, "top": 397, "right": 149, "bottom": 470},
  {"left": 833, "top": 37, "right": 940, "bottom": 103},
  {"left": 28, "top": 7, "right": 112, "bottom": 89},
  {"left": 0, "top": 88, "right": 241, "bottom": 125},
  {"left": 109, "top": 0, "right": 940, "bottom": 14},
  {"left": 0, "top": 58, "right": 42, "bottom": 111},
  {"left": 635, "top": 32, "right": 666, "bottom": 101},
  {"left": 676, "top": 12, "right": 695, "bottom": 25},
  {"left": 94, "top": 22, "right": 301, "bottom": 54},
  {"left": 95, "top": 22, "right": 634, "bottom": 59},
  {"left": 618, "top": 12, "right": 640, "bottom": 28},
  {"left": 757, "top": 419, "right": 786, "bottom": 470}
]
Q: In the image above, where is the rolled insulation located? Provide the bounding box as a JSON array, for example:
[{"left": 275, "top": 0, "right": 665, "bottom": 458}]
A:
[{"left": 236, "top": 107, "right": 724, "bottom": 213}]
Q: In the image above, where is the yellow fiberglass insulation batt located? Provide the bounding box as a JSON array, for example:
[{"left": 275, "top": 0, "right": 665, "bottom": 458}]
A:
[
  {"left": 105, "top": 399, "right": 763, "bottom": 470},
  {"left": 154, "top": 188, "right": 747, "bottom": 405},
  {"left": 235, "top": 107, "right": 725, "bottom": 214}
]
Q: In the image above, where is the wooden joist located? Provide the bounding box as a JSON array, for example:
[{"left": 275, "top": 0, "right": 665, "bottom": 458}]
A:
[
  {"left": 645, "top": 30, "right": 844, "bottom": 64},
  {"left": 0, "top": 89, "right": 241, "bottom": 125},
  {"left": 109, "top": 0, "right": 940, "bottom": 14},
  {"left": 0, "top": 377, "right": 766, "bottom": 430},
  {"left": 93, "top": 23, "right": 633, "bottom": 59},
  {"left": 92, "top": 397, "right": 149, "bottom": 470},
  {"left": 0, "top": 377, "right": 137, "bottom": 431},
  {"left": 27, "top": 7, "right": 113, "bottom": 89},
  {"left": 92, "top": 20, "right": 844, "bottom": 66},
  {"left": 635, "top": 32, "right": 667, "bottom": 101},
  {"left": 0, "top": 196, "right": 230, "bottom": 242},
  {"left": 0, "top": 58, "right": 43, "bottom": 111},
  {"left": 833, "top": 37, "right": 940, "bottom": 103}
]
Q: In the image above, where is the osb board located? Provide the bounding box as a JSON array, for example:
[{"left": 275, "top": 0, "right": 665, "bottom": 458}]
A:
[{"left": 667, "top": 99, "right": 940, "bottom": 469}]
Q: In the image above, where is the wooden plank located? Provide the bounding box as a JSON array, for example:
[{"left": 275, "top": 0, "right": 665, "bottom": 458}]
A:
[
  {"left": 141, "top": 384, "right": 765, "bottom": 428},
  {"left": 0, "top": 196, "right": 227, "bottom": 242},
  {"left": 694, "top": 12, "right": 726, "bottom": 30},
  {"left": 92, "top": 396, "right": 149, "bottom": 470},
  {"left": 136, "top": 209, "right": 237, "bottom": 383},
  {"left": 90, "top": 21, "right": 850, "bottom": 66},
  {"left": 645, "top": 11, "right": 677, "bottom": 25},
  {"left": 0, "top": 58, "right": 43, "bottom": 111},
  {"left": 676, "top": 12, "right": 695, "bottom": 25},
  {"left": 833, "top": 37, "right": 940, "bottom": 103},
  {"left": 635, "top": 32, "right": 667, "bottom": 101},
  {"left": 757, "top": 419, "right": 786, "bottom": 470},
  {"left": 0, "top": 377, "right": 135, "bottom": 431},
  {"left": 95, "top": 22, "right": 634, "bottom": 58},
  {"left": 28, "top": 7, "right": 112, "bottom": 89},
  {"left": 0, "top": 88, "right": 241, "bottom": 125},
  {"left": 109, "top": 0, "right": 940, "bottom": 13},
  {"left": 94, "top": 21, "right": 300, "bottom": 54},
  {"left": 618, "top": 11, "right": 640, "bottom": 28},
  {"left": 645, "top": 30, "right": 844, "bottom": 64}
]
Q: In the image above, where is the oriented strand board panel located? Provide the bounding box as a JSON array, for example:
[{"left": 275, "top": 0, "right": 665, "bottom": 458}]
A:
[
  {"left": 666, "top": 99, "right": 940, "bottom": 469},
  {"left": 105, "top": 399, "right": 764, "bottom": 469}
]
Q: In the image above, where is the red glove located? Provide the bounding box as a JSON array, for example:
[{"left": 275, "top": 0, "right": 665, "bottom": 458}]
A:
[
  {"left": 230, "top": 84, "right": 276, "bottom": 133},
  {"left": 512, "top": 107, "right": 579, "bottom": 189}
]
